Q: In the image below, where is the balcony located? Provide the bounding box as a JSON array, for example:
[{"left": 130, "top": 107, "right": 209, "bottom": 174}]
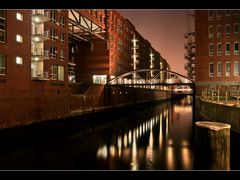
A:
[
  {"left": 31, "top": 49, "right": 50, "bottom": 61},
  {"left": 32, "top": 10, "right": 50, "bottom": 24},
  {"left": 32, "top": 29, "right": 50, "bottom": 42},
  {"left": 32, "top": 71, "right": 49, "bottom": 81}
]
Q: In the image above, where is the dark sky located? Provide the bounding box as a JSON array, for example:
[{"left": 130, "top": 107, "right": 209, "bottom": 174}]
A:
[{"left": 118, "top": 10, "right": 190, "bottom": 76}]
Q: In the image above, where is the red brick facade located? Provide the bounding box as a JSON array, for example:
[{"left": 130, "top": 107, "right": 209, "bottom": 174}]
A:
[
  {"left": 0, "top": 9, "right": 169, "bottom": 129},
  {"left": 195, "top": 10, "right": 240, "bottom": 93}
]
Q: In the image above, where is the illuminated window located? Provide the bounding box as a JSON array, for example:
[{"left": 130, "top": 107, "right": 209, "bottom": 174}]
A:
[
  {"left": 209, "top": 62, "right": 214, "bottom": 77},
  {"left": 16, "top": 56, "right": 23, "bottom": 65},
  {"left": 217, "top": 43, "right": 222, "bottom": 56},
  {"left": 93, "top": 75, "right": 107, "bottom": 84},
  {"left": 209, "top": 43, "right": 214, "bottom": 56},
  {"left": 234, "top": 42, "right": 239, "bottom": 55},
  {"left": 217, "top": 25, "right": 222, "bottom": 38},
  {"left": 225, "top": 42, "right": 230, "bottom": 55},
  {"left": 225, "top": 24, "right": 230, "bottom": 36},
  {"left": 50, "top": 65, "right": 57, "bottom": 80},
  {"left": 0, "top": 10, "right": 5, "bottom": 43},
  {"left": 208, "top": 26, "right": 214, "bottom": 38},
  {"left": 0, "top": 53, "right": 6, "bottom": 75},
  {"left": 226, "top": 62, "right": 231, "bottom": 76},
  {"left": 234, "top": 61, "right": 239, "bottom": 76},
  {"left": 16, "top": 12, "right": 23, "bottom": 21},
  {"left": 16, "top": 34, "right": 23, "bottom": 43},
  {"left": 60, "top": 49, "right": 65, "bottom": 60},
  {"left": 58, "top": 66, "right": 64, "bottom": 81},
  {"left": 217, "top": 62, "right": 222, "bottom": 76}
]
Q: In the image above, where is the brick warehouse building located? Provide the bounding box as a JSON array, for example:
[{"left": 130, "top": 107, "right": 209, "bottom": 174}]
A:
[
  {"left": 0, "top": 9, "right": 170, "bottom": 129},
  {"left": 195, "top": 10, "right": 240, "bottom": 94}
]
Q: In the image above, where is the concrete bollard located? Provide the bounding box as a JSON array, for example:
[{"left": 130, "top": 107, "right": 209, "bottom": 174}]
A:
[{"left": 194, "top": 121, "right": 231, "bottom": 170}]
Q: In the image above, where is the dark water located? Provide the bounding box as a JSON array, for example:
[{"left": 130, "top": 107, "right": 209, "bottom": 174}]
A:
[{"left": 0, "top": 95, "right": 238, "bottom": 170}]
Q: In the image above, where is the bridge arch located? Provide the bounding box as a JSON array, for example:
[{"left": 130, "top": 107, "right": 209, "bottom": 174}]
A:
[{"left": 107, "top": 69, "right": 194, "bottom": 86}]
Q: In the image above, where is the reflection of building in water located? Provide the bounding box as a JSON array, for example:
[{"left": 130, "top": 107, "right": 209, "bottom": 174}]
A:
[{"left": 95, "top": 100, "right": 192, "bottom": 170}]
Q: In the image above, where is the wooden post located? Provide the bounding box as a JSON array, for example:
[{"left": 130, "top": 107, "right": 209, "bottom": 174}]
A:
[{"left": 195, "top": 121, "right": 230, "bottom": 170}]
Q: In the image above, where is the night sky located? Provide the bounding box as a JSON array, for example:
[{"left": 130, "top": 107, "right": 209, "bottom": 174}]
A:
[{"left": 118, "top": 9, "right": 192, "bottom": 76}]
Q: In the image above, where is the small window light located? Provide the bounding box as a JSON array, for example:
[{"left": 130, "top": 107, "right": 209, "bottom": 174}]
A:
[
  {"left": 16, "top": 56, "right": 23, "bottom": 65},
  {"left": 16, "top": 34, "right": 23, "bottom": 43},
  {"left": 16, "top": 12, "right": 23, "bottom": 21}
]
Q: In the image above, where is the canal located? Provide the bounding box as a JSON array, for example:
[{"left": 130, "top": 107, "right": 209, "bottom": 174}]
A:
[{"left": 0, "top": 95, "right": 239, "bottom": 170}]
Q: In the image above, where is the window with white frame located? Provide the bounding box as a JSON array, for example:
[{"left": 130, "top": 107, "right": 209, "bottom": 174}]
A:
[
  {"left": 217, "top": 43, "right": 222, "bottom": 56},
  {"left": 58, "top": 66, "right": 64, "bottom": 81},
  {"left": 234, "top": 61, "right": 239, "bottom": 76},
  {"left": 0, "top": 10, "right": 5, "bottom": 43},
  {"left": 209, "top": 43, "right": 214, "bottom": 56},
  {"left": 50, "top": 11, "right": 56, "bottom": 23},
  {"left": 226, "top": 62, "right": 231, "bottom": 76},
  {"left": 16, "top": 12, "right": 23, "bottom": 21},
  {"left": 16, "top": 34, "right": 23, "bottom": 43},
  {"left": 234, "top": 42, "right": 239, "bottom": 55},
  {"left": 234, "top": 23, "right": 239, "bottom": 36},
  {"left": 50, "top": 46, "right": 57, "bottom": 58},
  {"left": 50, "top": 65, "right": 57, "bottom": 80},
  {"left": 208, "top": 26, "right": 214, "bottom": 38},
  {"left": 209, "top": 62, "right": 214, "bottom": 77},
  {"left": 50, "top": 28, "right": 57, "bottom": 40},
  {"left": 60, "top": 49, "right": 65, "bottom": 60},
  {"left": 225, "top": 24, "right": 230, "bottom": 36},
  {"left": 0, "top": 53, "right": 6, "bottom": 75},
  {"left": 16, "top": 56, "right": 23, "bottom": 65},
  {"left": 225, "top": 42, "right": 230, "bottom": 55},
  {"left": 217, "top": 62, "right": 222, "bottom": 76},
  {"left": 217, "top": 25, "right": 222, "bottom": 38},
  {"left": 60, "top": 33, "right": 65, "bottom": 44},
  {"left": 60, "top": 16, "right": 65, "bottom": 26}
]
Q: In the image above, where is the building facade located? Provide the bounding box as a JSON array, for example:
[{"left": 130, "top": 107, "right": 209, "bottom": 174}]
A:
[
  {"left": 195, "top": 10, "right": 240, "bottom": 94},
  {"left": 0, "top": 9, "right": 170, "bottom": 129}
]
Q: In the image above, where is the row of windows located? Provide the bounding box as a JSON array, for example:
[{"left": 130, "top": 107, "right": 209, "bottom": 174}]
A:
[
  {"left": 0, "top": 54, "right": 25, "bottom": 75},
  {"left": 208, "top": 10, "right": 239, "bottom": 20},
  {"left": 50, "top": 46, "right": 65, "bottom": 60},
  {"left": 208, "top": 24, "right": 239, "bottom": 38},
  {"left": 49, "top": 10, "right": 66, "bottom": 27},
  {"left": 50, "top": 28, "right": 66, "bottom": 43},
  {"left": 0, "top": 53, "right": 65, "bottom": 81},
  {"left": 209, "top": 42, "right": 239, "bottom": 56},
  {"left": 50, "top": 65, "right": 64, "bottom": 81},
  {"left": 88, "top": 10, "right": 104, "bottom": 22},
  {"left": 209, "top": 61, "right": 239, "bottom": 77}
]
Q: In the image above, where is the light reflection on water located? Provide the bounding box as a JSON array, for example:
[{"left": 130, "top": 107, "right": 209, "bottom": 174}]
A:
[
  {"left": 95, "top": 95, "right": 193, "bottom": 170},
  {"left": 0, "top": 95, "right": 194, "bottom": 170}
]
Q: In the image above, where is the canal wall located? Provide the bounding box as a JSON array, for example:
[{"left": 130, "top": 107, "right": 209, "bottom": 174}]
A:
[
  {"left": 0, "top": 84, "right": 171, "bottom": 129},
  {"left": 197, "top": 98, "right": 240, "bottom": 133}
]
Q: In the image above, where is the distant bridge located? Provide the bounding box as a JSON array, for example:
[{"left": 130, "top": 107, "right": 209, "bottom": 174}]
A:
[{"left": 107, "top": 69, "right": 195, "bottom": 95}]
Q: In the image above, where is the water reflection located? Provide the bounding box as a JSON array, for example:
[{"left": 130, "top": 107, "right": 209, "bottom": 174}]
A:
[
  {"left": 94, "top": 95, "right": 193, "bottom": 170},
  {"left": 0, "top": 95, "right": 194, "bottom": 170}
]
